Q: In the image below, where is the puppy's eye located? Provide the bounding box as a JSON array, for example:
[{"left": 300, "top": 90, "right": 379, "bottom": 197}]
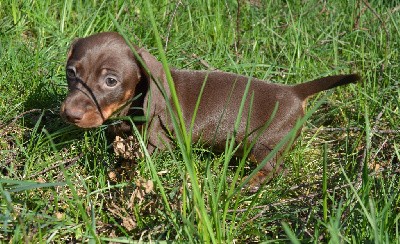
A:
[
  {"left": 105, "top": 77, "right": 118, "bottom": 87},
  {"left": 66, "top": 68, "right": 76, "bottom": 79}
]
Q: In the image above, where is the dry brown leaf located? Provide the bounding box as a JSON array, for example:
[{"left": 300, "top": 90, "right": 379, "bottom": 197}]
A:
[
  {"left": 113, "top": 136, "right": 143, "bottom": 160},
  {"left": 37, "top": 177, "right": 46, "bottom": 183},
  {"left": 144, "top": 180, "right": 154, "bottom": 194},
  {"left": 55, "top": 212, "right": 64, "bottom": 220},
  {"left": 122, "top": 218, "right": 137, "bottom": 231},
  {"left": 108, "top": 171, "right": 117, "bottom": 182},
  {"left": 107, "top": 202, "right": 137, "bottom": 231},
  {"left": 128, "top": 178, "right": 154, "bottom": 209}
]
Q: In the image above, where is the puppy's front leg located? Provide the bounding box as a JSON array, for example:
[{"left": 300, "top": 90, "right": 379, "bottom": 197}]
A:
[{"left": 146, "top": 115, "right": 173, "bottom": 154}]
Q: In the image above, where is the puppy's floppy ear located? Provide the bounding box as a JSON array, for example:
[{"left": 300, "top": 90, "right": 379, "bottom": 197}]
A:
[
  {"left": 136, "top": 48, "right": 171, "bottom": 115},
  {"left": 67, "top": 38, "right": 80, "bottom": 60}
]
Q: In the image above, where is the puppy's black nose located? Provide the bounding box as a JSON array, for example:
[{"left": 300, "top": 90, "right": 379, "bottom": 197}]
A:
[{"left": 63, "top": 107, "right": 84, "bottom": 123}]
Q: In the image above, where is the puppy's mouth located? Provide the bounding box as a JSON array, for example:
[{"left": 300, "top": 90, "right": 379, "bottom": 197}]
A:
[{"left": 60, "top": 97, "right": 130, "bottom": 128}]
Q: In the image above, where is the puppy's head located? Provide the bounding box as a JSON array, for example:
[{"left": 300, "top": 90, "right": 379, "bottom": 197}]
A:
[{"left": 60, "top": 32, "right": 142, "bottom": 128}]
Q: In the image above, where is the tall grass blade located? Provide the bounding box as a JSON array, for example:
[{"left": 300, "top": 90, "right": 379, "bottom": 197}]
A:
[
  {"left": 339, "top": 165, "right": 376, "bottom": 239},
  {"left": 144, "top": 1, "right": 216, "bottom": 242},
  {"left": 282, "top": 222, "right": 301, "bottom": 244},
  {"left": 323, "top": 143, "right": 328, "bottom": 223}
]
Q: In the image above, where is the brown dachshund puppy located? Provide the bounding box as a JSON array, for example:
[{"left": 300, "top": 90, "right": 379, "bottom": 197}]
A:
[{"left": 61, "top": 32, "right": 360, "bottom": 188}]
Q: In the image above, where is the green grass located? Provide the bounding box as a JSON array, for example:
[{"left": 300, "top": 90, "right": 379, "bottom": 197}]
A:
[{"left": 1, "top": 0, "right": 399, "bottom": 242}]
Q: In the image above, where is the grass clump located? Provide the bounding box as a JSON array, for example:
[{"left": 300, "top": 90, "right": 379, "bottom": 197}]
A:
[{"left": 1, "top": 0, "right": 399, "bottom": 242}]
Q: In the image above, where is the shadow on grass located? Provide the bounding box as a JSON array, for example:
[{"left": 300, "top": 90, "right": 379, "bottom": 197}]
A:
[{"left": 15, "top": 77, "right": 90, "bottom": 147}]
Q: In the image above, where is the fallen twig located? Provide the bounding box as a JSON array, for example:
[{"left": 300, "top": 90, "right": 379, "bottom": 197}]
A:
[
  {"left": 29, "top": 153, "right": 83, "bottom": 179},
  {"left": 0, "top": 109, "right": 42, "bottom": 129},
  {"left": 307, "top": 126, "right": 399, "bottom": 135}
]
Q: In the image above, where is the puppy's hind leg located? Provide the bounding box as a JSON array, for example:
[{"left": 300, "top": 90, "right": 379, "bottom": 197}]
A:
[{"left": 246, "top": 144, "right": 285, "bottom": 192}]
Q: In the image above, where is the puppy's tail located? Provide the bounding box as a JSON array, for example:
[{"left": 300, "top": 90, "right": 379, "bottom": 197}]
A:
[{"left": 294, "top": 74, "right": 361, "bottom": 99}]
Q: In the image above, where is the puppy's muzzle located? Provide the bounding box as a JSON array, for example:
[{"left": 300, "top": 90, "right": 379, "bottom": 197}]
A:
[{"left": 60, "top": 93, "right": 105, "bottom": 128}]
